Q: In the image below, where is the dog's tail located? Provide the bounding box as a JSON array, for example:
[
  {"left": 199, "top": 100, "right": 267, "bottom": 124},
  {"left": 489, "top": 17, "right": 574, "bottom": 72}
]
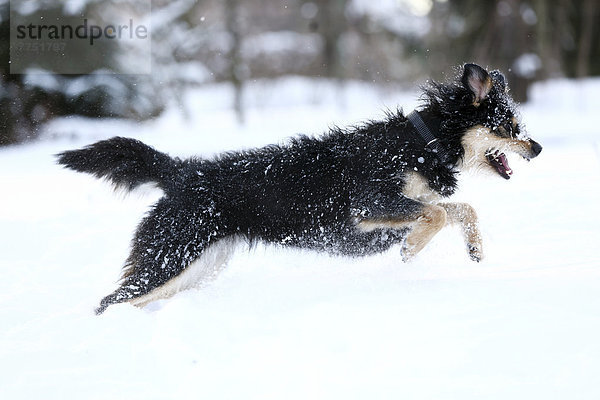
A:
[{"left": 56, "top": 137, "right": 183, "bottom": 193}]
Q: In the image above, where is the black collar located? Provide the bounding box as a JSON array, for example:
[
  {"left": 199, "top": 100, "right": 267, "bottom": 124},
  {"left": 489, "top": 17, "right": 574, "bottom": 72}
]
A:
[{"left": 407, "top": 110, "right": 450, "bottom": 164}]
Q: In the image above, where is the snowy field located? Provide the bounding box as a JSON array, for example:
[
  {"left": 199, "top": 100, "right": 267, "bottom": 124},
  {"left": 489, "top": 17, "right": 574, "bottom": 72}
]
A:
[{"left": 1, "top": 77, "right": 600, "bottom": 399}]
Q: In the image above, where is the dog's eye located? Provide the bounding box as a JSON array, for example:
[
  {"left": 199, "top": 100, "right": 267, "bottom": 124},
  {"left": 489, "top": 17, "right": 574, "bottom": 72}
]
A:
[{"left": 502, "top": 122, "right": 514, "bottom": 137}]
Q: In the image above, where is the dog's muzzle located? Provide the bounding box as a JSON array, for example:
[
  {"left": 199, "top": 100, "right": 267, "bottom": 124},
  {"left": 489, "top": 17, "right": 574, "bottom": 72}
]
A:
[{"left": 486, "top": 139, "right": 543, "bottom": 180}]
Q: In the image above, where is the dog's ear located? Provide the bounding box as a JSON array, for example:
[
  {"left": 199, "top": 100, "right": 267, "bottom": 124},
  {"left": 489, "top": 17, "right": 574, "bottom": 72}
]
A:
[
  {"left": 462, "top": 64, "right": 493, "bottom": 106},
  {"left": 490, "top": 70, "right": 508, "bottom": 93}
]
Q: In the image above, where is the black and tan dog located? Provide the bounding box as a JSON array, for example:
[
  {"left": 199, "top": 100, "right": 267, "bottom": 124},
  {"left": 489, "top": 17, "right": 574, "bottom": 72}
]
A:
[{"left": 58, "top": 64, "right": 542, "bottom": 314}]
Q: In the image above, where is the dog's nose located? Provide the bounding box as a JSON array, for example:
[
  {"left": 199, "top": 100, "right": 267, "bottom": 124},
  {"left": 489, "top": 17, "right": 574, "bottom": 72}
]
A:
[{"left": 530, "top": 140, "right": 542, "bottom": 158}]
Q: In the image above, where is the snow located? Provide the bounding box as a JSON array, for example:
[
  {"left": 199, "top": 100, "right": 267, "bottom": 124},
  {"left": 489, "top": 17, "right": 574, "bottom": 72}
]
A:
[
  {"left": 241, "top": 31, "right": 323, "bottom": 58},
  {"left": 1, "top": 77, "right": 600, "bottom": 399},
  {"left": 513, "top": 53, "right": 542, "bottom": 78},
  {"left": 347, "top": 0, "right": 432, "bottom": 36}
]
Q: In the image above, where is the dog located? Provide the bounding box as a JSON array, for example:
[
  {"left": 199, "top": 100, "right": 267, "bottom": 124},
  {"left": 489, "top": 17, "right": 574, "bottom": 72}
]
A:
[{"left": 57, "top": 64, "right": 542, "bottom": 314}]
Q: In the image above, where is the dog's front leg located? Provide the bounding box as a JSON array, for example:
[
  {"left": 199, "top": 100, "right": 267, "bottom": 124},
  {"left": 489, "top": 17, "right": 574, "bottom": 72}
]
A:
[
  {"left": 438, "top": 202, "right": 483, "bottom": 262},
  {"left": 402, "top": 204, "right": 448, "bottom": 260},
  {"left": 357, "top": 204, "right": 447, "bottom": 261}
]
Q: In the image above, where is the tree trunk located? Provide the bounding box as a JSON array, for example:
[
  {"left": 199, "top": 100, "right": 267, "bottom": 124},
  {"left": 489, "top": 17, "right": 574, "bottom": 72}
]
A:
[
  {"left": 316, "top": 0, "right": 346, "bottom": 79},
  {"left": 225, "top": 0, "right": 244, "bottom": 123},
  {"left": 576, "top": 0, "right": 597, "bottom": 78}
]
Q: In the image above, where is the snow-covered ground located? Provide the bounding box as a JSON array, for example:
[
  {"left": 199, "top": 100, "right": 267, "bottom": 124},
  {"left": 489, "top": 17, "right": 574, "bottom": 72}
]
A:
[{"left": 1, "top": 77, "right": 599, "bottom": 399}]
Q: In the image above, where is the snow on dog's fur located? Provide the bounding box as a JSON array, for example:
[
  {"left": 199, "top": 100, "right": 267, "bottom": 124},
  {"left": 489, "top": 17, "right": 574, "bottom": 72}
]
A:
[{"left": 57, "top": 64, "right": 542, "bottom": 314}]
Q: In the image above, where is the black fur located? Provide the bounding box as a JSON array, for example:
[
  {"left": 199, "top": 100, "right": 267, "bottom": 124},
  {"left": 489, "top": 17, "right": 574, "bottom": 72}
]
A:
[
  {"left": 56, "top": 137, "right": 184, "bottom": 192},
  {"left": 57, "top": 64, "right": 538, "bottom": 314}
]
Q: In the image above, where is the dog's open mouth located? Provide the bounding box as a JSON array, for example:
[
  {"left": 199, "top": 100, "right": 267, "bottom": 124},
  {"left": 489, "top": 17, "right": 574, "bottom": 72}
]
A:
[{"left": 486, "top": 150, "right": 513, "bottom": 179}]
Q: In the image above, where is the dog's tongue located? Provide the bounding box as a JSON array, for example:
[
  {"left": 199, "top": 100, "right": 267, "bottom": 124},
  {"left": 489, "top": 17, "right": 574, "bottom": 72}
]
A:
[{"left": 487, "top": 151, "right": 513, "bottom": 179}]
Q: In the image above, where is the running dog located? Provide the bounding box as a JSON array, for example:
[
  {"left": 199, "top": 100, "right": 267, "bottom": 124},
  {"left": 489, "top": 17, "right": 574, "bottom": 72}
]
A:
[{"left": 57, "top": 64, "right": 542, "bottom": 314}]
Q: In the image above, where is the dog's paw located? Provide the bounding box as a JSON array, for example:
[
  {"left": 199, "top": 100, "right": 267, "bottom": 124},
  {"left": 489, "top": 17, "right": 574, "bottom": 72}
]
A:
[{"left": 467, "top": 243, "right": 484, "bottom": 262}]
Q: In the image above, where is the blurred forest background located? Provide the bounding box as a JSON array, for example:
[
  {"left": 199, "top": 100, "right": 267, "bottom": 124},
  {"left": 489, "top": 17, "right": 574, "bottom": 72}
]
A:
[{"left": 1, "top": 0, "right": 598, "bottom": 146}]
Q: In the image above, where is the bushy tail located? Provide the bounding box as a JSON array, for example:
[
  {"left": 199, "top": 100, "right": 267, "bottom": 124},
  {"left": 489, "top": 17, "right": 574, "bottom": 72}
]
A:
[{"left": 56, "top": 137, "right": 182, "bottom": 192}]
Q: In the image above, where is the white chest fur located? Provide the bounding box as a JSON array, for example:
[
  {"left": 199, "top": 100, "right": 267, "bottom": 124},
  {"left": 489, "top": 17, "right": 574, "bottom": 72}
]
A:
[{"left": 402, "top": 171, "right": 442, "bottom": 204}]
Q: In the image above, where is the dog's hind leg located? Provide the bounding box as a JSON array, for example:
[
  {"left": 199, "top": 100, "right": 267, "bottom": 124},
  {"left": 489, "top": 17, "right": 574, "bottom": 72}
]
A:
[
  {"left": 438, "top": 202, "right": 483, "bottom": 262},
  {"left": 95, "top": 197, "right": 235, "bottom": 314},
  {"left": 125, "top": 235, "right": 239, "bottom": 309}
]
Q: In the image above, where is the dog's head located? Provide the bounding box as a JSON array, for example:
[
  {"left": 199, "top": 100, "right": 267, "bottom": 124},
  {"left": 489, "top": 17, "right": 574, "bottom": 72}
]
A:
[
  {"left": 425, "top": 63, "right": 542, "bottom": 179},
  {"left": 458, "top": 63, "right": 542, "bottom": 179}
]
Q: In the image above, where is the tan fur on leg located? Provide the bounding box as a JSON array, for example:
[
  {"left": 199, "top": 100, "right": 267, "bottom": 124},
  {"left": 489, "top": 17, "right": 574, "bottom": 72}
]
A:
[
  {"left": 403, "top": 205, "right": 447, "bottom": 260},
  {"left": 356, "top": 205, "right": 447, "bottom": 260},
  {"left": 439, "top": 202, "right": 483, "bottom": 261}
]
